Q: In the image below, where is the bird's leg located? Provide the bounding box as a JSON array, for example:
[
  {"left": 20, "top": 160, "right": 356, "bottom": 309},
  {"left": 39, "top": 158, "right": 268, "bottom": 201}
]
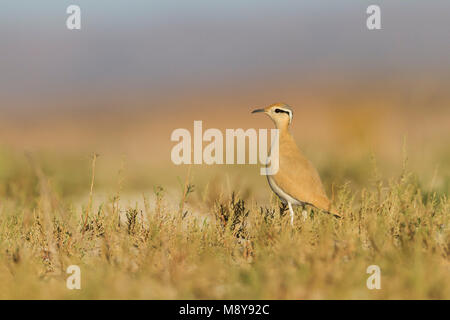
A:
[
  {"left": 288, "top": 202, "right": 294, "bottom": 226},
  {"left": 301, "top": 203, "right": 308, "bottom": 221}
]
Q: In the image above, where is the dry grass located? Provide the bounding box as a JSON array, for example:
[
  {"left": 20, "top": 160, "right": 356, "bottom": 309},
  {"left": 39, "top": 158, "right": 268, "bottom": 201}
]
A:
[
  {"left": 0, "top": 147, "right": 448, "bottom": 299},
  {"left": 0, "top": 99, "right": 449, "bottom": 299}
]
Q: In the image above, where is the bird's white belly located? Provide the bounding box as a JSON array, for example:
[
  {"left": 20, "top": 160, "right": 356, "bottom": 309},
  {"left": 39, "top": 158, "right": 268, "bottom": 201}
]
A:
[{"left": 267, "top": 175, "right": 302, "bottom": 206}]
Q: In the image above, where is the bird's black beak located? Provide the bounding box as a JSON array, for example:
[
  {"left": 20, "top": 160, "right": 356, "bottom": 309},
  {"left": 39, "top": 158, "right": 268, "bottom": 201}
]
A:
[{"left": 251, "top": 108, "right": 265, "bottom": 114}]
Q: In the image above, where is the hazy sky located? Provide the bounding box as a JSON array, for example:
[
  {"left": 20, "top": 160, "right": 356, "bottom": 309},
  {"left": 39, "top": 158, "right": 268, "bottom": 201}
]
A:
[{"left": 1, "top": 0, "right": 450, "bottom": 109}]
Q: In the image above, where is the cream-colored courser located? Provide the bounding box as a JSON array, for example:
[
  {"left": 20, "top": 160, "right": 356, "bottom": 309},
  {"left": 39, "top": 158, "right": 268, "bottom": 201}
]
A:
[{"left": 252, "top": 103, "right": 341, "bottom": 225}]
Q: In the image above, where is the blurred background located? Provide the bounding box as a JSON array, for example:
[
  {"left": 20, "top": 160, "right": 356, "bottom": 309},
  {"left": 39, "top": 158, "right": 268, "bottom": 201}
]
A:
[{"left": 1, "top": 0, "right": 449, "bottom": 209}]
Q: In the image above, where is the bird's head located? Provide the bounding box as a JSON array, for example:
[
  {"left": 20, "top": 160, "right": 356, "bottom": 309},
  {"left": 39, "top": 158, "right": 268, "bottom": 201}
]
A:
[{"left": 252, "top": 103, "right": 293, "bottom": 128}]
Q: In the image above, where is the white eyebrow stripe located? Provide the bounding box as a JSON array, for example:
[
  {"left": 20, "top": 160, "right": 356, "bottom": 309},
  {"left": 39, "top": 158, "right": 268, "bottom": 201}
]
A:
[{"left": 285, "top": 109, "right": 292, "bottom": 124}]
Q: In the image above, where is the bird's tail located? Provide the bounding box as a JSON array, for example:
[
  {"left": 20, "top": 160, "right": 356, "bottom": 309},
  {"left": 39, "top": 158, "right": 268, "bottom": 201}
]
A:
[
  {"left": 309, "top": 203, "right": 343, "bottom": 219},
  {"left": 327, "top": 208, "right": 343, "bottom": 219},
  {"left": 324, "top": 204, "right": 343, "bottom": 219}
]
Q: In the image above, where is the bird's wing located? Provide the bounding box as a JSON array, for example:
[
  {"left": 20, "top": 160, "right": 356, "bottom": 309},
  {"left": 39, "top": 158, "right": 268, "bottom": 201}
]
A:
[{"left": 273, "top": 139, "right": 332, "bottom": 212}]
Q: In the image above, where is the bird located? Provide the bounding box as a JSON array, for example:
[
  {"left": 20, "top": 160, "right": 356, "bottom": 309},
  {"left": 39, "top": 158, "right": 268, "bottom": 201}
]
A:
[{"left": 252, "top": 102, "right": 342, "bottom": 225}]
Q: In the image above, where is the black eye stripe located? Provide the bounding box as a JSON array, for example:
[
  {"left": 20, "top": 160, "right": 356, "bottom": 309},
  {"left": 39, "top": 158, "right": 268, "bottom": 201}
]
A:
[{"left": 275, "top": 108, "right": 290, "bottom": 115}]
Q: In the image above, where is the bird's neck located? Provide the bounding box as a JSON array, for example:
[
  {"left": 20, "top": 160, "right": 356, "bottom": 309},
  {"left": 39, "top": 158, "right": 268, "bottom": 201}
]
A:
[{"left": 275, "top": 122, "right": 291, "bottom": 136}]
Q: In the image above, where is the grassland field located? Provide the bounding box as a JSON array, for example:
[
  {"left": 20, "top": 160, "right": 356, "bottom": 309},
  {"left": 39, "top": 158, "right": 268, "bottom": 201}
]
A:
[{"left": 0, "top": 103, "right": 448, "bottom": 299}]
